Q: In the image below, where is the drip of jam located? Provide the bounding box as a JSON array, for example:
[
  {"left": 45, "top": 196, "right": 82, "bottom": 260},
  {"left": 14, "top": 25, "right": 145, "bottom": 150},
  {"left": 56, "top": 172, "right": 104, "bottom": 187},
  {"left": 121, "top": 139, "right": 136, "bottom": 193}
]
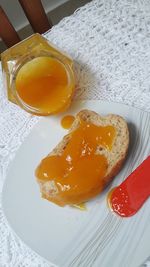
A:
[
  {"left": 108, "top": 156, "right": 150, "bottom": 217},
  {"left": 61, "top": 115, "right": 75, "bottom": 129},
  {"left": 36, "top": 120, "right": 116, "bottom": 206}
]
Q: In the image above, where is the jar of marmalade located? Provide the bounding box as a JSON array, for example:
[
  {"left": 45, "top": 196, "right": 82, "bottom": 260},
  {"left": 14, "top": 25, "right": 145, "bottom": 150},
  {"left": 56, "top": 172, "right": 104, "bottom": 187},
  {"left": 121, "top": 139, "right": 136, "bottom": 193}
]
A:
[{"left": 1, "top": 34, "right": 75, "bottom": 116}]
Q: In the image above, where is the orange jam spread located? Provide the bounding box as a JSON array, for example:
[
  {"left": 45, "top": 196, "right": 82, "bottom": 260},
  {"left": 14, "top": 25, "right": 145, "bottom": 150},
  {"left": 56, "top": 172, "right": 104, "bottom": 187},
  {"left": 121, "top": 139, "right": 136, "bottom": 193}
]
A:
[
  {"left": 15, "top": 56, "right": 74, "bottom": 115},
  {"left": 36, "top": 120, "right": 116, "bottom": 206},
  {"left": 61, "top": 115, "right": 75, "bottom": 129}
]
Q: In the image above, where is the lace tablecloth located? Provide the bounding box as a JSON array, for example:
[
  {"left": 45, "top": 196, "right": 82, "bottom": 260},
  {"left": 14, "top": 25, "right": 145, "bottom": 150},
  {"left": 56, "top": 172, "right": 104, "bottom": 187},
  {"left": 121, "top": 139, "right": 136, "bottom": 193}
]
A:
[{"left": 1, "top": 0, "right": 150, "bottom": 266}]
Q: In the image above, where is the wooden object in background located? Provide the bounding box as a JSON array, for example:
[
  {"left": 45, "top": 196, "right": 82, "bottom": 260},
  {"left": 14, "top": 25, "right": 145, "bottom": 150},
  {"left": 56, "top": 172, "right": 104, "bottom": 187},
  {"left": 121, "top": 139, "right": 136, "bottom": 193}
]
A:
[
  {"left": 18, "top": 0, "right": 52, "bottom": 34},
  {"left": 0, "top": 6, "right": 20, "bottom": 48}
]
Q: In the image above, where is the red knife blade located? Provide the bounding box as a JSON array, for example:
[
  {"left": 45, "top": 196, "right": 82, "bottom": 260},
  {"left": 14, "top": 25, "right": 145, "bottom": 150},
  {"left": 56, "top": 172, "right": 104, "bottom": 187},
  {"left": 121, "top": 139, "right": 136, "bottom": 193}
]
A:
[{"left": 108, "top": 156, "right": 150, "bottom": 217}]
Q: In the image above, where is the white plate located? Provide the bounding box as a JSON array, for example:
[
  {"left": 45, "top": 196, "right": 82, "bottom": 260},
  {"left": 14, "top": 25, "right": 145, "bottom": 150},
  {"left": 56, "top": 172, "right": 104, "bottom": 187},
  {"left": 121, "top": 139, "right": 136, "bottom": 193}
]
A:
[{"left": 2, "top": 100, "right": 150, "bottom": 267}]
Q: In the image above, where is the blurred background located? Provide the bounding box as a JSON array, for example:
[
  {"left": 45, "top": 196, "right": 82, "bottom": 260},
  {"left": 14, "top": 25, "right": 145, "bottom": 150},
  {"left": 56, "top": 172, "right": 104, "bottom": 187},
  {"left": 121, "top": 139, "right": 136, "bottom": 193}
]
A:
[{"left": 0, "top": 0, "right": 91, "bottom": 52}]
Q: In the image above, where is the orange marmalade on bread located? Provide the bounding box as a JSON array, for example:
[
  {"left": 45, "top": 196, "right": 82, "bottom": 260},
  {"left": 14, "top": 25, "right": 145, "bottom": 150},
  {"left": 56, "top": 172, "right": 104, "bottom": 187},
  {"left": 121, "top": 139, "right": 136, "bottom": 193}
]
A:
[{"left": 36, "top": 119, "right": 116, "bottom": 206}]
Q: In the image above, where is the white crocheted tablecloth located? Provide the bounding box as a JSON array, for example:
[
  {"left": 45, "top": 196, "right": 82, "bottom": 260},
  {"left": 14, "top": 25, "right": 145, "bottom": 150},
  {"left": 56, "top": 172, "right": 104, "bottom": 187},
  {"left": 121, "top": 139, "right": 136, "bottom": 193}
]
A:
[{"left": 1, "top": 0, "right": 150, "bottom": 266}]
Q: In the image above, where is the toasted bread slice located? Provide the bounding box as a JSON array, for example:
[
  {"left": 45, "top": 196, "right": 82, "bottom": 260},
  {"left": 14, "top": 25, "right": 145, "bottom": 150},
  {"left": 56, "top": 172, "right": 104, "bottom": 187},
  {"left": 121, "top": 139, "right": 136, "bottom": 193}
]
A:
[{"left": 36, "top": 109, "right": 129, "bottom": 206}]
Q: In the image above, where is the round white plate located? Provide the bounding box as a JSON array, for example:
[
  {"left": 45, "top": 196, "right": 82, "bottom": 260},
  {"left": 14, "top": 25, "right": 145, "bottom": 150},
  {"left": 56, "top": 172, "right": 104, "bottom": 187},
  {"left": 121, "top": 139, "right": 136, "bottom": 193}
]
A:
[{"left": 2, "top": 100, "right": 150, "bottom": 267}]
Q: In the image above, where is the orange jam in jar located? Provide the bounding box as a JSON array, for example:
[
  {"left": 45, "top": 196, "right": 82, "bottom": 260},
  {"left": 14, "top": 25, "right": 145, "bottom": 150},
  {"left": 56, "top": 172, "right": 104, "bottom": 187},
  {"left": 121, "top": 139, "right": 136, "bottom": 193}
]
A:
[
  {"left": 15, "top": 56, "right": 74, "bottom": 115},
  {"left": 36, "top": 120, "right": 116, "bottom": 206},
  {"left": 1, "top": 34, "right": 75, "bottom": 116}
]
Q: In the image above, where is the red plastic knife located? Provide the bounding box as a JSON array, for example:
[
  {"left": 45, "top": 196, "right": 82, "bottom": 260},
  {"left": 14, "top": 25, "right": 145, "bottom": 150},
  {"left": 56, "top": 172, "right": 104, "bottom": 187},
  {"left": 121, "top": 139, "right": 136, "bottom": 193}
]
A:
[{"left": 108, "top": 156, "right": 150, "bottom": 217}]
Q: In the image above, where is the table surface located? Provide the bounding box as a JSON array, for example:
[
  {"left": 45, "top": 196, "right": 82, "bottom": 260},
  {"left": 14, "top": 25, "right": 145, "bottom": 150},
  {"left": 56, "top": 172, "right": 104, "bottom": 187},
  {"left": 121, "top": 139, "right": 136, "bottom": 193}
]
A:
[{"left": 1, "top": 0, "right": 150, "bottom": 266}]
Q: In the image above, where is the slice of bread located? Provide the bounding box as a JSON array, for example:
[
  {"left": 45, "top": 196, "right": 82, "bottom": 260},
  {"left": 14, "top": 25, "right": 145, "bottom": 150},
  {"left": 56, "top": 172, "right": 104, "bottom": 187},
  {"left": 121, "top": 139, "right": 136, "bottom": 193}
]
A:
[{"left": 36, "top": 109, "right": 129, "bottom": 206}]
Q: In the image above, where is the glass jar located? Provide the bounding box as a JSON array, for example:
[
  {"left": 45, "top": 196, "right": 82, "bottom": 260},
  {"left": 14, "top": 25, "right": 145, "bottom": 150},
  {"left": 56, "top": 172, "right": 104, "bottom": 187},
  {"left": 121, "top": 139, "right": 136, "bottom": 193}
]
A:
[{"left": 1, "top": 34, "right": 75, "bottom": 116}]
